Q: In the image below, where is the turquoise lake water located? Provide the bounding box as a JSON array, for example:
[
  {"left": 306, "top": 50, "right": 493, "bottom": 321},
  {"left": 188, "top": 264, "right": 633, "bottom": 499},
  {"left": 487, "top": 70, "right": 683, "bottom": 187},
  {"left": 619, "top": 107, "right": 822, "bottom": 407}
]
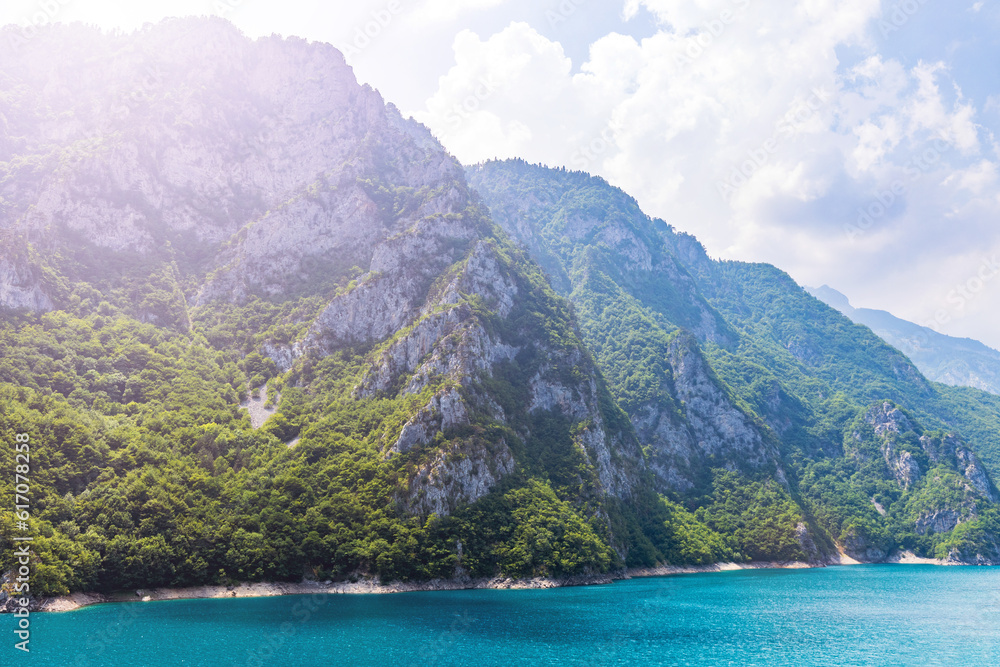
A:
[{"left": 7, "top": 565, "right": 999, "bottom": 666}]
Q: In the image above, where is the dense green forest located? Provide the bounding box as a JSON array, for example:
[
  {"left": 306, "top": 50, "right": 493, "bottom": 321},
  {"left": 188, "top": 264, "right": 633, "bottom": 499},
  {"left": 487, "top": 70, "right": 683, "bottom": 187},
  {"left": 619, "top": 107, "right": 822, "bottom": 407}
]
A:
[
  {"left": 2, "top": 24, "right": 999, "bottom": 600},
  {"left": 4, "top": 195, "right": 999, "bottom": 596},
  {"left": 0, "top": 235, "right": 741, "bottom": 596}
]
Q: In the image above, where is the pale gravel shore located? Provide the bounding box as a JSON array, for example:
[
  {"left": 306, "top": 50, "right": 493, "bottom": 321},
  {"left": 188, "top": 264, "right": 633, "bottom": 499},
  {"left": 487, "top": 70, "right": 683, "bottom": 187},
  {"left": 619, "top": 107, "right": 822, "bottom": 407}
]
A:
[
  {"left": 33, "top": 552, "right": 960, "bottom": 613},
  {"left": 884, "top": 550, "right": 959, "bottom": 565},
  {"left": 35, "top": 576, "right": 610, "bottom": 612}
]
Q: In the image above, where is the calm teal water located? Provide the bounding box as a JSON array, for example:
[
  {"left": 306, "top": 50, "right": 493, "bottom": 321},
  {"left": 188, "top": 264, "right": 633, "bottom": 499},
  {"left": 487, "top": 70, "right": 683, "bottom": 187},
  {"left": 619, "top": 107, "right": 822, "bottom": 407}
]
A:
[{"left": 7, "top": 565, "right": 999, "bottom": 666}]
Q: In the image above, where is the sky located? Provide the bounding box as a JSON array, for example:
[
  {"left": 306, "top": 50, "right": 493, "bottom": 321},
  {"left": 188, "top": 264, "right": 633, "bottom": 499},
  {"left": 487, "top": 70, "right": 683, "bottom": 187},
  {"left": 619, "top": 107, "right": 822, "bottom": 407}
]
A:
[{"left": 3, "top": 0, "right": 1000, "bottom": 348}]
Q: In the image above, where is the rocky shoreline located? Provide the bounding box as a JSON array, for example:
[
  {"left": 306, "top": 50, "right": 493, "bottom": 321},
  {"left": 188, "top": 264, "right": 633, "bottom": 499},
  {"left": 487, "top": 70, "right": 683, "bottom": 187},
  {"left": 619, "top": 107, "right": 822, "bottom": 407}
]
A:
[{"left": 7, "top": 551, "right": 973, "bottom": 614}]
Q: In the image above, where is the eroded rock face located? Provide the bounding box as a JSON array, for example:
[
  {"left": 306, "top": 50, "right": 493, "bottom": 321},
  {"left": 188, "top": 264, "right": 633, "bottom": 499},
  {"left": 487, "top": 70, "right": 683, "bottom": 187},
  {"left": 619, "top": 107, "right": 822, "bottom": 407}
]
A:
[
  {"left": 867, "top": 401, "right": 913, "bottom": 438},
  {"left": 0, "top": 255, "right": 52, "bottom": 311},
  {"left": 200, "top": 132, "right": 469, "bottom": 303},
  {"left": 527, "top": 357, "right": 641, "bottom": 500},
  {"left": 632, "top": 334, "right": 782, "bottom": 492},
  {"left": 353, "top": 241, "right": 521, "bottom": 402},
  {"left": 302, "top": 223, "right": 647, "bottom": 515},
  {"left": 920, "top": 434, "right": 998, "bottom": 502},
  {"left": 406, "top": 438, "right": 516, "bottom": 517},
  {"left": 866, "top": 402, "right": 921, "bottom": 488},
  {"left": 865, "top": 402, "right": 997, "bottom": 500},
  {"left": 915, "top": 510, "right": 962, "bottom": 536},
  {"left": 667, "top": 336, "right": 776, "bottom": 468},
  {"left": 1, "top": 19, "right": 470, "bottom": 312},
  {"left": 4, "top": 21, "right": 357, "bottom": 248},
  {"left": 841, "top": 530, "right": 889, "bottom": 562},
  {"left": 392, "top": 387, "right": 469, "bottom": 454},
  {"left": 957, "top": 448, "right": 997, "bottom": 502},
  {"left": 887, "top": 449, "right": 922, "bottom": 489},
  {"left": 304, "top": 218, "right": 480, "bottom": 346}
]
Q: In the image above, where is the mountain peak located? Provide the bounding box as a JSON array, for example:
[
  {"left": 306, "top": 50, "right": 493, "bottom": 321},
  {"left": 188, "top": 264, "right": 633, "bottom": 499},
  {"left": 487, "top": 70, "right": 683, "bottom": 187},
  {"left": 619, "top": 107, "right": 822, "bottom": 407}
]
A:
[
  {"left": 808, "top": 284, "right": 1000, "bottom": 395},
  {"left": 806, "top": 284, "right": 854, "bottom": 313}
]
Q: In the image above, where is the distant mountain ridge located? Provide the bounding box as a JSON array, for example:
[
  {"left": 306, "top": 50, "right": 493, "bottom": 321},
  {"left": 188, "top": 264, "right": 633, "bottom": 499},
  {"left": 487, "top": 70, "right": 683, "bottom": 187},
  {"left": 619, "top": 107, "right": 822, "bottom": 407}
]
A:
[{"left": 807, "top": 285, "right": 1000, "bottom": 395}]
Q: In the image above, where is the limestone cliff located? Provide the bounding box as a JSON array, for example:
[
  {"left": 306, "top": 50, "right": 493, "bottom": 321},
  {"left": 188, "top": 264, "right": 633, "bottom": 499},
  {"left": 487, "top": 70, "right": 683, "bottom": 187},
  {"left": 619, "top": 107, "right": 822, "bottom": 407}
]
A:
[
  {"left": 5, "top": 21, "right": 1000, "bottom": 579},
  {"left": 0, "top": 20, "right": 649, "bottom": 537}
]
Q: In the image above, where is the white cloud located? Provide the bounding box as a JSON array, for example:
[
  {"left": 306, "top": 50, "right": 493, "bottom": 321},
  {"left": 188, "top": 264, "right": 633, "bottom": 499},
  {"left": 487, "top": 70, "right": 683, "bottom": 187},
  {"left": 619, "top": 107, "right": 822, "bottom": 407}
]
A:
[
  {"left": 418, "top": 0, "right": 1000, "bottom": 347},
  {"left": 905, "top": 62, "right": 980, "bottom": 153},
  {"left": 415, "top": 22, "right": 577, "bottom": 163},
  {"left": 944, "top": 159, "right": 998, "bottom": 194},
  {"left": 2, "top": 0, "right": 994, "bottom": 347}
]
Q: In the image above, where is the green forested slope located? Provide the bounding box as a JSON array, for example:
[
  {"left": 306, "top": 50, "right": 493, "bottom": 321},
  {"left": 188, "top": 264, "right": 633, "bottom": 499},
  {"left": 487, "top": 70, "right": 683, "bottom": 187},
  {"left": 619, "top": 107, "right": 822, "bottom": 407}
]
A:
[
  {"left": 0, "top": 225, "right": 733, "bottom": 596},
  {"left": 468, "top": 159, "right": 1000, "bottom": 565},
  {"left": 3, "top": 22, "right": 1000, "bottom": 603}
]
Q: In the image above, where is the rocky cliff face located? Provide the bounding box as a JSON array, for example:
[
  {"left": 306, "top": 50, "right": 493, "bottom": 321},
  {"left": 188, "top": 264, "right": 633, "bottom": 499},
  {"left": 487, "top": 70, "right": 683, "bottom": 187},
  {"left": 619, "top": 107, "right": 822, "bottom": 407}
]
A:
[
  {"left": 633, "top": 334, "right": 782, "bottom": 492},
  {"left": 1, "top": 21, "right": 656, "bottom": 562},
  {"left": 464, "top": 165, "right": 794, "bottom": 499},
  {"left": 1, "top": 18, "right": 474, "bottom": 340},
  {"left": 0, "top": 245, "right": 52, "bottom": 311},
  {"left": 348, "top": 233, "right": 646, "bottom": 515},
  {"left": 5, "top": 21, "right": 1000, "bottom": 577},
  {"left": 1, "top": 18, "right": 464, "bottom": 304},
  {"left": 866, "top": 401, "right": 996, "bottom": 501}
]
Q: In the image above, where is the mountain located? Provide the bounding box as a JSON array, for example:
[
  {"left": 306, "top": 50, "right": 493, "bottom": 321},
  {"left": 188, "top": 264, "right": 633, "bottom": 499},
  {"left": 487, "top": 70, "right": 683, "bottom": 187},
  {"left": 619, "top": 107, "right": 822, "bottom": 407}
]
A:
[
  {"left": 0, "top": 19, "right": 728, "bottom": 598},
  {"left": 468, "top": 159, "right": 1000, "bottom": 561},
  {"left": 807, "top": 285, "right": 1000, "bottom": 396},
  {"left": 1, "top": 20, "right": 1000, "bottom": 600}
]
